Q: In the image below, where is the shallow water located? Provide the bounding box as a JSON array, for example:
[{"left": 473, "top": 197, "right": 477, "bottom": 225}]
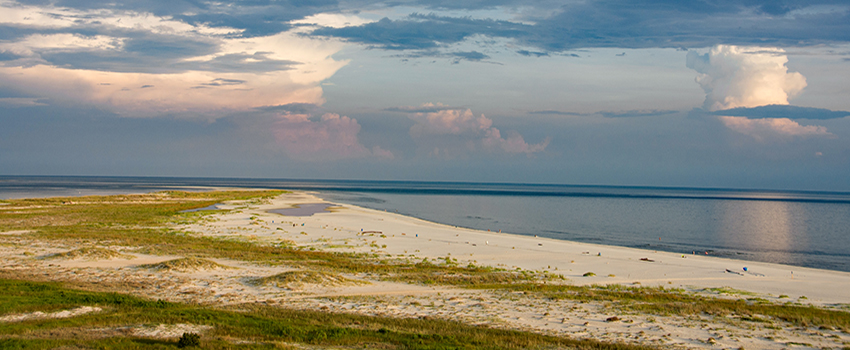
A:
[
  {"left": 321, "top": 190, "right": 850, "bottom": 272},
  {"left": 3, "top": 176, "right": 849, "bottom": 272},
  {"left": 268, "top": 203, "right": 333, "bottom": 216}
]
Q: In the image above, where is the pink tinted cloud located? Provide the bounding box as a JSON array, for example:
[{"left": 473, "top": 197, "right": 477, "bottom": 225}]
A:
[
  {"left": 483, "top": 128, "right": 551, "bottom": 154},
  {"left": 718, "top": 116, "right": 832, "bottom": 141},
  {"left": 408, "top": 106, "right": 549, "bottom": 156},
  {"left": 273, "top": 112, "right": 393, "bottom": 161},
  {"left": 409, "top": 108, "right": 492, "bottom": 137}
]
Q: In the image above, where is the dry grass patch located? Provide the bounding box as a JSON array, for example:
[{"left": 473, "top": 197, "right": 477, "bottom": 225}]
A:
[
  {"left": 139, "top": 257, "right": 235, "bottom": 272},
  {"left": 251, "top": 270, "right": 367, "bottom": 289},
  {"left": 45, "top": 247, "right": 135, "bottom": 261}
]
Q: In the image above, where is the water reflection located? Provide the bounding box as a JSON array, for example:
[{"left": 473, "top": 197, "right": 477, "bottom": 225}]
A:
[{"left": 718, "top": 200, "right": 804, "bottom": 264}]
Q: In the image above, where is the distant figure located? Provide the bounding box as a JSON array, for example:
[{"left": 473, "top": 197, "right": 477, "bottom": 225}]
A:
[
  {"left": 415, "top": 234, "right": 418, "bottom": 237},
  {"left": 485, "top": 241, "right": 489, "bottom": 245},
  {"left": 597, "top": 252, "right": 601, "bottom": 256}
]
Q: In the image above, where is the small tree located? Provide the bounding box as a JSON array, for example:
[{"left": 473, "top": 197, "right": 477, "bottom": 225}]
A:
[{"left": 177, "top": 332, "right": 201, "bottom": 348}]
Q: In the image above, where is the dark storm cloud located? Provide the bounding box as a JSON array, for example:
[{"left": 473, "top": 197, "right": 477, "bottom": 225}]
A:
[
  {"left": 311, "top": 1, "right": 850, "bottom": 52},
  {"left": 711, "top": 105, "right": 850, "bottom": 120}
]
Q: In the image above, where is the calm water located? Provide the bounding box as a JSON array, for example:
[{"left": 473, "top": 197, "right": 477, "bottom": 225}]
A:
[{"left": 2, "top": 176, "right": 849, "bottom": 272}]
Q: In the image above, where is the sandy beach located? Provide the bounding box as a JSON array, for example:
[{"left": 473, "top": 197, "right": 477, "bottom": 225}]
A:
[{"left": 2, "top": 190, "right": 849, "bottom": 349}]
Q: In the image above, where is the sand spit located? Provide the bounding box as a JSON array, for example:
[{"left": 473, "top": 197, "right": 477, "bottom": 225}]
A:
[{"left": 1, "top": 191, "right": 849, "bottom": 349}]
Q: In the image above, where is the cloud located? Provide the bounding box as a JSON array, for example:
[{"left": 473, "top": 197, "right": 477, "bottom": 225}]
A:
[
  {"left": 710, "top": 105, "right": 850, "bottom": 120},
  {"left": 450, "top": 50, "right": 489, "bottom": 62},
  {"left": 686, "top": 45, "right": 807, "bottom": 111},
  {"left": 389, "top": 49, "right": 492, "bottom": 63},
  {"left": 482, "top": 128, "right": 551, "bottom": 154},
  {"left": 599, "top": 109, "right": 678, "bottom": 118},
  {"left": 257, "top": 102, "right": 322, "bottom": 114},
  {"left": 311, "top": 14, "right": 529, "bottom": 51},
  {"left": 0, "top": 2, "right": 349, "bottom": 116},
  {"left": 686, "top": 45, "right": 837, "bottom": 140},
  {"left": 384, "top": 102, "right": 465, "bottom": 113},
  {"left": 202, "top": 78, "right": 247, "bottom": 87},
  {"left": 0, "top": 97, "right": 46, "bottom": 106},
  {"left": 527, "top": 109, "right": 678, "bottom": 118},
  {"left": 407, "top": 104, "right": 550, "bottom": 157},
  {"left": 527, "top": 110, "right": 587, "bottom": 116},
  {"left": 273, "top": 112, "right": 393, "bottom": 161},
  {"left": 310, "top": 2, "right": 850, "bottom": 54},
  {"left": 718, "top": 116, "right": 832, "bottom": 141},
  {"left": 517, "top": 50, "right": 548, "bottom": 57}
]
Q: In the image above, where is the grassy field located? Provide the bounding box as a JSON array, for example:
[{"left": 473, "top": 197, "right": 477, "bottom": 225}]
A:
[
  {"left": 0, "top": 278, "right": 659, "bottom": 350},
  {"left": 1, "top": 190, "right": 848, "bottom": 349}
]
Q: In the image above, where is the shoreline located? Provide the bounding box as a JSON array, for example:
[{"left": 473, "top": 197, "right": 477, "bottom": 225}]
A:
[
  {"left": 4, "top": 189, "right": 850, "bottom": 349},
  {"left": 293, "top": 192, "right": 850, "bottom": 305}
]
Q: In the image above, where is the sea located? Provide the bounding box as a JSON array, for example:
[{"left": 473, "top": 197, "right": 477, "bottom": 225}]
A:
[{"left": 2, "top": 175, "right": 849, "bottom": 273}]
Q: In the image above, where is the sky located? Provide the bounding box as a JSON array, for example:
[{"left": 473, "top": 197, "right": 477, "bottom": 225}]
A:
[{"left": 1, "top": 0, "right": 850, "bottom": 191}]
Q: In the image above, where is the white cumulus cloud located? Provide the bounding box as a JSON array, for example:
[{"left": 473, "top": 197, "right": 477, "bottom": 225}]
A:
[
  {"left": 687, "top": 45, "right": 807, "bottom": 111},
  {"left": 687, "top": 45, "right": 834, "bottom": 141}
]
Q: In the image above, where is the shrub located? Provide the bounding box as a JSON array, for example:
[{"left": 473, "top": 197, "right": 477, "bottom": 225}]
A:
[{"left": 178, "top": 332, "right": 201, "bottom": 348}]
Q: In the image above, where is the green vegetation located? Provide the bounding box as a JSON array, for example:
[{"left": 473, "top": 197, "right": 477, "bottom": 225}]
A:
[
  {"left": 0, "top": 190, "right": 555, "bottom": 287},
  {"left": 250, "top": 270, "right": 366, "bottom": 288},
  {"left": 44, "top": 247, "right": 135, "bottom": 261},
  {"left": 139, "top": 257, "right": 235, "bottom": 272},
  {"left": 177, "top": 332, "right": 201, "bottom": 348},
  {"left": 471, "top": 283, "right": 850, "bottom": 331},
  {"left": 3, "top": 190, "right": 849, "bottom": 348},
  {"left": 0, "top": 279, "right": 650, "bottom": 350}
]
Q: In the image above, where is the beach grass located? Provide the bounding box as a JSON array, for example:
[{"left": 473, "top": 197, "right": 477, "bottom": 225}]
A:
[
  {"left": 139, "top": 257, "right": 236, "bottom": 272},
  {"left": 474, "top": 283, "right": 850, "bottom": 331},
  {"left": 0, "top": 278, "right": 652, "bottom": 350},
  {"left": 249, "top": 270, "right": 366, "bottom": 288},
  {"left": 3, "top": 190, "right": 850, "bottom": 348},
  {"left": 44, "top": 247, "right": 135, "bottom": 261},
  {"left": 0, "top": 190, "right": 553, "bottom": 287}
]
